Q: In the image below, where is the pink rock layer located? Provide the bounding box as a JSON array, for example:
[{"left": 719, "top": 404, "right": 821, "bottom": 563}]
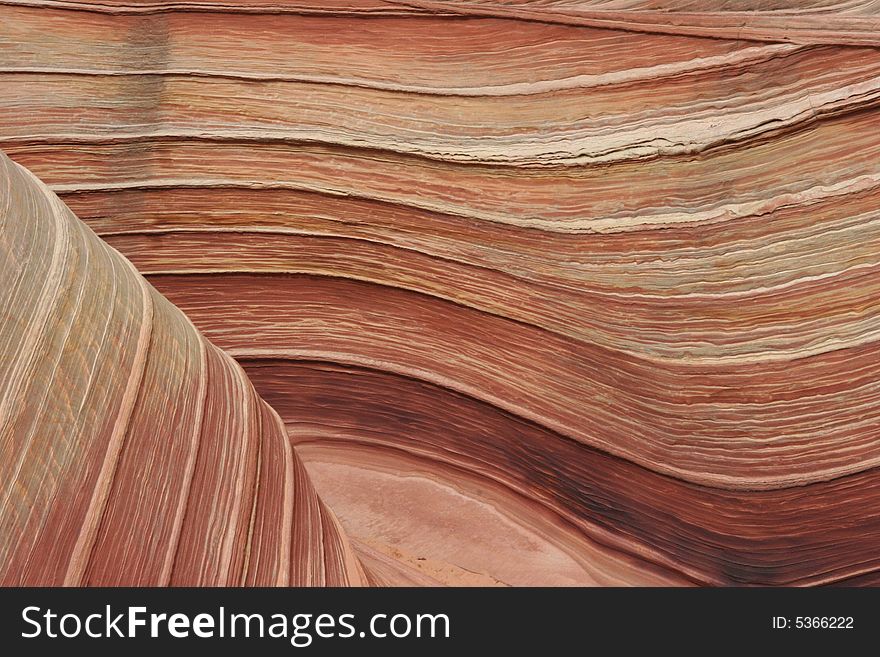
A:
[{"left": 0, "top": 152, "right": 366, "bottom": 586}]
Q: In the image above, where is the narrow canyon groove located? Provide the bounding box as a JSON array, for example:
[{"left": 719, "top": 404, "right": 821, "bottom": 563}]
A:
[{"left": 1, "top": 1, "right": 880, "bottom": 586}]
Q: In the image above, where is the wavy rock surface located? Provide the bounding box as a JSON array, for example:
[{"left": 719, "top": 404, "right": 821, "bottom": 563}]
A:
[
  {"left": 0, "top": 151, "right": 366, "bottom": 586},
  {"left": 2, "top": 0, "right": 880, "bottom": 585}
]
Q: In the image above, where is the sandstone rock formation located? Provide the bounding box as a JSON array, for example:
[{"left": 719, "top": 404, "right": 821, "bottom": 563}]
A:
[
  {"left": 2, "top": 0, "right": 880, "bottom": 585},
  {"left": 0, "top": 151, "right": 366, "bottom": 585}
]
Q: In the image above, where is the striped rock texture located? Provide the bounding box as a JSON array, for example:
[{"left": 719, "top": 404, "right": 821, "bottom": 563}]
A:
[
  {"left": 0, "top": 152, "right": 366, "bottom": 586},
  {"left": 1, "top": 0, "right": 880, "bottom": 585}
]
